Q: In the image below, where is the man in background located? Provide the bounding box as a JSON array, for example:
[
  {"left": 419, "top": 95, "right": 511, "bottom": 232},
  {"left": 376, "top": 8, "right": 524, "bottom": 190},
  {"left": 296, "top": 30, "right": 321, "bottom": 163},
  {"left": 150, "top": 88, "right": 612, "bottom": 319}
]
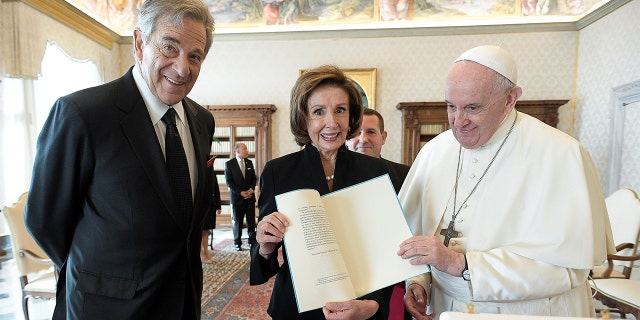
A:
[
  {"left": 346, "top": 108, "right": 410, "bottom": 194},
  {"left": 225, "top": 142, "right": 257, "bottom": 251},
  {"left": 397, "top": 45, "right": 614, "bottom": 319},
  {"left": 25, "top": 1, "right": 216, "bottom": 318},
  {"left": 346, "top": 108, "right": 411, "bottom": 320}
]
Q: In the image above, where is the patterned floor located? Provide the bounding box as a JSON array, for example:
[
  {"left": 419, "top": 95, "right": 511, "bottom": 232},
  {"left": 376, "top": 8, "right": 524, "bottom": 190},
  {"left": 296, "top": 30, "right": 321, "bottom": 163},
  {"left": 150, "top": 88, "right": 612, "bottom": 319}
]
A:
[
  {"left": 1, "top": 230, "right": 636, "bottom": 320},
  {"left": 200, "top": 239, "right": 273, "bottom": 320},
  {"left": 0, "top": 227, "right": 243, "bottom": 320}
]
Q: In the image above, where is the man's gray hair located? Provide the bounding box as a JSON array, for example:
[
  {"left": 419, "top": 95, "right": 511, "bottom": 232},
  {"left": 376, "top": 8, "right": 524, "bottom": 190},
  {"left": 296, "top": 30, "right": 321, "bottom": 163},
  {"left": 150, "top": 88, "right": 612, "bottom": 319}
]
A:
[
  {"left": 492, "top": 71, "right": 517, "bottom": 97},
  {"left": 136, "top": 0, "right": 215, "bottom": 55}
]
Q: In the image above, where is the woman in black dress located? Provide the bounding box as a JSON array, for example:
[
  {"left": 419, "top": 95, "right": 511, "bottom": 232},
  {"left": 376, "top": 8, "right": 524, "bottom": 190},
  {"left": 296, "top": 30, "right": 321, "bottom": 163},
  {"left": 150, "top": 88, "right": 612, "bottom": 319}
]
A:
[
  {"left": 249, "top": 65, "right": 392, "bottom": 319},
  {"left": 201, "top": 169, "right": 222, "bottom": 262}
]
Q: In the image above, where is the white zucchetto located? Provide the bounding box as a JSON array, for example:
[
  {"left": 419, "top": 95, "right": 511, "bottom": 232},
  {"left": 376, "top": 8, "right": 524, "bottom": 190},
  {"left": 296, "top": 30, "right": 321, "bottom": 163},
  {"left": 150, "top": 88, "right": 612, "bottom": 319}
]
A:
[{"left": 455, "top": 45, "right": 518, "bottom": 84}]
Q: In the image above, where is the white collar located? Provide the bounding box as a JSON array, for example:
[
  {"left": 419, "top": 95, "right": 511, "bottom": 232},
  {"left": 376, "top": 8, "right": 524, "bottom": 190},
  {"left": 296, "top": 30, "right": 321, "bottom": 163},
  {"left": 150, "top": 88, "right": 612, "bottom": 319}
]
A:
[{"left": 133, "top": 64, "right": 186, "bottom": 126}]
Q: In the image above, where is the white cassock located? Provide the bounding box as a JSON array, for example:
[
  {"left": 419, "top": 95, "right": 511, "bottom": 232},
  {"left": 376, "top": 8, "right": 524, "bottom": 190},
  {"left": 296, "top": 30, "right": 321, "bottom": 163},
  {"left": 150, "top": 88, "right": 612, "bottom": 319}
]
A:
[{"left": 399, "top": 110, "right": 615, "bottom": 319}]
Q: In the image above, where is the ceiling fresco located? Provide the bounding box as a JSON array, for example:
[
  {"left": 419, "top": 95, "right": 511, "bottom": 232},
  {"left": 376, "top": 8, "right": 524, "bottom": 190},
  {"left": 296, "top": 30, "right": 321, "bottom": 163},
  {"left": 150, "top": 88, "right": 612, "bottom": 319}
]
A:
[{"left": 66, "top": 0, "right": 608, "bottom": 35}]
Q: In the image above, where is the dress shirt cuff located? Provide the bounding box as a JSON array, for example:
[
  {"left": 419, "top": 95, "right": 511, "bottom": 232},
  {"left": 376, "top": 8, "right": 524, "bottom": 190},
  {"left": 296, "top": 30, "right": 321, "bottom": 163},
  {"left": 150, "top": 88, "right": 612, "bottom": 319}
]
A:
[{"left": 406, "top": 272, "right": 432, "bottom": 291}]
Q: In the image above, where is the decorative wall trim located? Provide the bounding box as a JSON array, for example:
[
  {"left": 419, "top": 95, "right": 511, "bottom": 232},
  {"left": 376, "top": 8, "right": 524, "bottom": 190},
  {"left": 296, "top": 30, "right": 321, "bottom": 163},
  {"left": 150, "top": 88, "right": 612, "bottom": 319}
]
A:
[
  {"left": 575, "top": 0, "right": 631, "bottom": 30},
  {"left": 5, "top": 0, "right": 629, "bottom": 45},
  {"left": 5, "top": 0, "right": 120, "bottom": 48},
  {"left": 606, "top": 79, "right": 640, "bottom": 195}
]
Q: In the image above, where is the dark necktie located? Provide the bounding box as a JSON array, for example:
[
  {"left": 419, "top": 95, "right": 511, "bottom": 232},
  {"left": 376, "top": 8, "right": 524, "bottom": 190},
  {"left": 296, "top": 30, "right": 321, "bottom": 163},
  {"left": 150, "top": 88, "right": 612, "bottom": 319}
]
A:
[{"left": 161, "top": 108, "right": 193, "bottom": 224}]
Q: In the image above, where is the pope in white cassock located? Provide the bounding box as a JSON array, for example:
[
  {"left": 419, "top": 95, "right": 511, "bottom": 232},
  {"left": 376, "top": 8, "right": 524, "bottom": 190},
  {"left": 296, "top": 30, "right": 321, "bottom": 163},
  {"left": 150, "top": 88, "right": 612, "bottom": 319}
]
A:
[{"left": 396, "top": 45, "right": 616, "bottom": 320}]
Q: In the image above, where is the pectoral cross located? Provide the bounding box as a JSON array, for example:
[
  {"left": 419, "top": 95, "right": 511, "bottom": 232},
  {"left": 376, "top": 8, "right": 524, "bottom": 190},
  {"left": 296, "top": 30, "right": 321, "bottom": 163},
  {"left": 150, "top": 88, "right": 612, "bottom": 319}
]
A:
[{"left": 440, "top": 220, "right": 462, "bottom": 247}]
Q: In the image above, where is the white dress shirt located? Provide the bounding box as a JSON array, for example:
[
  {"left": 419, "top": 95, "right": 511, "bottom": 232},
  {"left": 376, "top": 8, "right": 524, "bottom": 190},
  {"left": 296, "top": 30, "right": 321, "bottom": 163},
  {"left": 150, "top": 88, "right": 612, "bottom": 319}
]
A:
[{"left": 132, "top": 65, "right": 197, "bottom": 199}]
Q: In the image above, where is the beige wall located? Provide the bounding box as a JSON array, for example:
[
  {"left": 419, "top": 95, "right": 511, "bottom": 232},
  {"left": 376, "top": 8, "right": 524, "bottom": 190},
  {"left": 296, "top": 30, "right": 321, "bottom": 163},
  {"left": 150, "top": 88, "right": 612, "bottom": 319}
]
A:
[
  {"left": 33, "top": 1, "right": 640, "bottom": 193},
  {"left": 180, "top": 32, "right": 577, "bottom": 163},
  {"left": 575, "top": 0, "right": 640, "bottom": 194}
]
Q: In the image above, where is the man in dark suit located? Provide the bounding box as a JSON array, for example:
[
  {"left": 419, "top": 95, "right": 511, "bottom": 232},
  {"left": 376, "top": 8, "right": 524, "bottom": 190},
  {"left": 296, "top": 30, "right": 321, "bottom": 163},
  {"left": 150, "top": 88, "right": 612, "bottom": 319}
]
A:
[
  {"left": 24, "top": 1, "right": 215, "bottom": 319},
  {"left": 346, "top": 108, "right": 410, "bottom": 193},
  {"left": 225, "top": 142, "right": 257, "bottom": 251}
]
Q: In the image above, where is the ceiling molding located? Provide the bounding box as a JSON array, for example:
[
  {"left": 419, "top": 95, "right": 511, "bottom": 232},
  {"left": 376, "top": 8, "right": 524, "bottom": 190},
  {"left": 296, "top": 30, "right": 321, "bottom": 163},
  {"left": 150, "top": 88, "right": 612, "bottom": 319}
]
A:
[
  {"left": 206, "top": 21, "right": 580, "bottom": 42},
  {"left": 575, "top": 0, "right": 630, "bottom": 30},
  {"left": 9, "top": 0, "right": 120, "bottom": 48},
  {"left": 7, "top": 0, "right": 628, "bottom": 45},
  {"left": 117, "top": 19, "right": 579, "bottom": 43}
]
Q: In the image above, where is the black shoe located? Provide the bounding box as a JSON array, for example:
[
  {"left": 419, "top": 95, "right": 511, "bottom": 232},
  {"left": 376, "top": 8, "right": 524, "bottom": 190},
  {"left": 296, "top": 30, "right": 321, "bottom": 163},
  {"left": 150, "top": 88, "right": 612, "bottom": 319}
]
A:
[{"left": 234, "top": 244, "right": 242, "bottom": 251}]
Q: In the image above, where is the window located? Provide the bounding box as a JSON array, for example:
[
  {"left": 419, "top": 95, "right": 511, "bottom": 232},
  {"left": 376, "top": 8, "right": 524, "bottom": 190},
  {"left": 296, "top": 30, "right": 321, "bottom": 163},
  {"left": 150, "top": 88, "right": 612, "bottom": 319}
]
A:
[{"left": 0, "top": 42, "right": 101, "bottom": 210}]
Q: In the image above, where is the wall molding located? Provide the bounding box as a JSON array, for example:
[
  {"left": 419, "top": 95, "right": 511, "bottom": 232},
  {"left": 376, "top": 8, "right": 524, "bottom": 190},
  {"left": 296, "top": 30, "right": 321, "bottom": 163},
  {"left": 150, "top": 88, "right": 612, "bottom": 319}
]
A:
[
  {"left": 5, "top": 0, "right": 630, "bottom": 45},
  {"left": 3, "top": 0, "right": 121, "bottom": 48},
  {"left": 606, "top": 79, "right": 640, "bottom": 195}
]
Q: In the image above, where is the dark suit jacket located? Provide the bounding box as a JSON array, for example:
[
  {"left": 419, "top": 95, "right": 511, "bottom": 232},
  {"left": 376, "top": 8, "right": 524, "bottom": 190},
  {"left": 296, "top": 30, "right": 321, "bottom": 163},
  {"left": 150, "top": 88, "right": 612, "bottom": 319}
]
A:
[
  {"left": 224, "top": 157, "right": 257, "bottom": 205},
  {"left": 382, "top": 158, "right": 410, "bottom": 194},
  {"left": 249, "top": 144, "right": 391, "bottom": 320},
  {"left": 25, "top": 67, "right": 215, "bottom": 320}
]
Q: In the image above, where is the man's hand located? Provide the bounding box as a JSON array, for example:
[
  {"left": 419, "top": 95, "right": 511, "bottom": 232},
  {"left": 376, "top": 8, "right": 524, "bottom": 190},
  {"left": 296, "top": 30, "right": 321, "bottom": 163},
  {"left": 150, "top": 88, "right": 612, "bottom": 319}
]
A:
[
  {"left": 240, "top": 189, "right": 254, "bottom": 199},
  {"left": 398, "top": 235, "right": 466, "bottom": 276},
  {"left": 405, "top": 283, "right": 433, "bottom": 320}
]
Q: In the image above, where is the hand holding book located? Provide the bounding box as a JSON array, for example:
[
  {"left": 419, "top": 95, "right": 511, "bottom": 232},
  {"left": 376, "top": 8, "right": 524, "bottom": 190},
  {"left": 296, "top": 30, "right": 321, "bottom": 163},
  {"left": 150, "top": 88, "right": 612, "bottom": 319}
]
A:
[
  {"left": 255, "top": 212, "right": 288, "bottom": 259},
  {"left": 275, "top": 175, "right": 429, "bottom": 312}
]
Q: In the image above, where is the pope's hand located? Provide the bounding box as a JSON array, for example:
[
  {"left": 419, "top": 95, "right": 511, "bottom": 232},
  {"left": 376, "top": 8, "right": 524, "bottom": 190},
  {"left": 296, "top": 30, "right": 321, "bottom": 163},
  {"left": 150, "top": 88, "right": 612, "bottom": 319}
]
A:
[
  {"left": 256, "top": 212, "right": 288, "bottom": 259},
  {"left": 323, "top": 299, "right": 378, "bottom": 320},
  {"left": 405, "top": 283, "right": 433, "bottom": 320},
  {"left": 397, "top": 236, "right": 466, "bottom": 276}
]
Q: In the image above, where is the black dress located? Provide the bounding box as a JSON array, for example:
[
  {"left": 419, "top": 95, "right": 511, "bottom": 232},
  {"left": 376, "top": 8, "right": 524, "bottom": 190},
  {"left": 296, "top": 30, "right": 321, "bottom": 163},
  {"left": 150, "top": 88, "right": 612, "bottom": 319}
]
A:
[
  {"left": 203, "top": 168, "right": 222, "bottom": 229},
  {"left": 249, "top": 144, "right": 392, "bottom": 320}
]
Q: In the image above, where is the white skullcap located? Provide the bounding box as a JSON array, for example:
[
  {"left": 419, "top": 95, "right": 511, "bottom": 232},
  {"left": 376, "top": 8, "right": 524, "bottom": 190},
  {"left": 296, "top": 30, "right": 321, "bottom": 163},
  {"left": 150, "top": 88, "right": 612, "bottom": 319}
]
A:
[{"left": 455, "top": 45, "right": 518, "bottom": 84}]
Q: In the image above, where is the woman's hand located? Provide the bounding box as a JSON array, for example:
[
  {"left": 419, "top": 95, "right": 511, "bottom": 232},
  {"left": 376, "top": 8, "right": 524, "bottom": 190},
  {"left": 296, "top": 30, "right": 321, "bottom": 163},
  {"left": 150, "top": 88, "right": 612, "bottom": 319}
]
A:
[
  {"left": 256, "top": 212, "right": 288, "bottom": 259},
  {"left": 323, "top": 299, "right": 378, "bottom": 320}
]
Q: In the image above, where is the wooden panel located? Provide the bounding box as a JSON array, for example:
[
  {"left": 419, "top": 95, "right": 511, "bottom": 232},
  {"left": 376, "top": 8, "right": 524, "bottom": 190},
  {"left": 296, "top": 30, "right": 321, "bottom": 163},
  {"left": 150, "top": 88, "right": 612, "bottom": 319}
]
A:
[
  {"left": 205, "top": 104, "right": 276, "bottom": 220},
  {"left": 396, "top": 100, "right": 568, "bottom": 165}
]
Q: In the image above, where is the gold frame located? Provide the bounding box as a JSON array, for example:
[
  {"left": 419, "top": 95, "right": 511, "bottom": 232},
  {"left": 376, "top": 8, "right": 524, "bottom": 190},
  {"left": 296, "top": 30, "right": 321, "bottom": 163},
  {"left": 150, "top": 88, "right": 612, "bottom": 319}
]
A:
[
  {"left": 344, "top": 68, "right": 377, "bottom": 110},
  {"left": 300, "top": 68, "right": 377, "bottom": 110}
]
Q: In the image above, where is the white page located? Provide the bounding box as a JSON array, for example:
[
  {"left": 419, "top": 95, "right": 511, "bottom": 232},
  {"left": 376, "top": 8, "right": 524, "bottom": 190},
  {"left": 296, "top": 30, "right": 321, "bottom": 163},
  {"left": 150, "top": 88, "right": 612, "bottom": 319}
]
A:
[
  {"left": 322, "top": 175, "right": 428, "bottom": 297},
  {"left": 276, "top": 175, "right": 428, "bottom": 312},
  {"left": 277, "top": 189, "right": 357, "bottom": 312}
]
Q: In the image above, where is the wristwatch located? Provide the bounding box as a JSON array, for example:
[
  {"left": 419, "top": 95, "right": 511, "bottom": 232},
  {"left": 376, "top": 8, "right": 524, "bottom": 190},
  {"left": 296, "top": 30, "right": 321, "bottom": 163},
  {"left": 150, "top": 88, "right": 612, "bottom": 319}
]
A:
[{"left": 461, "top": 255, "right": 471, "bottom": 281}]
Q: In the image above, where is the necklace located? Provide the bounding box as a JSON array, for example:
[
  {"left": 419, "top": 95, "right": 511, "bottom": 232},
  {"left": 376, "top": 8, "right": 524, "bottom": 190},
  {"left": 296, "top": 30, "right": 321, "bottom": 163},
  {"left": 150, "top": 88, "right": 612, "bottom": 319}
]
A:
[
  {"left": 440, "top": 112, "right": 518, "bottom": 246},
  {"left": 326, "top": 175, "right": 334, "bottom": 181}
]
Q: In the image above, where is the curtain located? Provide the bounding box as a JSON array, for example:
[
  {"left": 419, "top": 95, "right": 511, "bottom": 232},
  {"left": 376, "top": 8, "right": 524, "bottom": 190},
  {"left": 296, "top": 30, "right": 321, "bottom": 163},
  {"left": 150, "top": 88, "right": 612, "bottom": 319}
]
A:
[
  {"left": 0, "top": 1, "right": 108, "bottom": 237},
  {"left": 0, "top": 1, "right": 121, "bottom": 82},
  {"left": 0, "top": 43, "right": 101, "bottom": 215},
  {"left": 0, "top": 76, "right": 35, "bottom": 217}
]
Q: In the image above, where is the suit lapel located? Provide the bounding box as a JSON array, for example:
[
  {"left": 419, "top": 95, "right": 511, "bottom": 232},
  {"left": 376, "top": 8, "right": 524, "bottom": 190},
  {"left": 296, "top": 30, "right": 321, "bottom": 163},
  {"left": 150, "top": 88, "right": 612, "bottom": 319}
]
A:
[
  {"left": 232, "top": 159, "right": 243, "bottom": 182},
  {"left": 116, "top": 69, "right": 186, "bottom": 230}
]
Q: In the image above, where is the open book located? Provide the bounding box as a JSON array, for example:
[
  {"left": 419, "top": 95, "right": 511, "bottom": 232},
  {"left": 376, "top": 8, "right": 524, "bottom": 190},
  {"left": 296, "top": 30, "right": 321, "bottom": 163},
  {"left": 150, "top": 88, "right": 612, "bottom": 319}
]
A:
[{"left": 275, "top": 174, "right": 429, "bottom": 312}]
